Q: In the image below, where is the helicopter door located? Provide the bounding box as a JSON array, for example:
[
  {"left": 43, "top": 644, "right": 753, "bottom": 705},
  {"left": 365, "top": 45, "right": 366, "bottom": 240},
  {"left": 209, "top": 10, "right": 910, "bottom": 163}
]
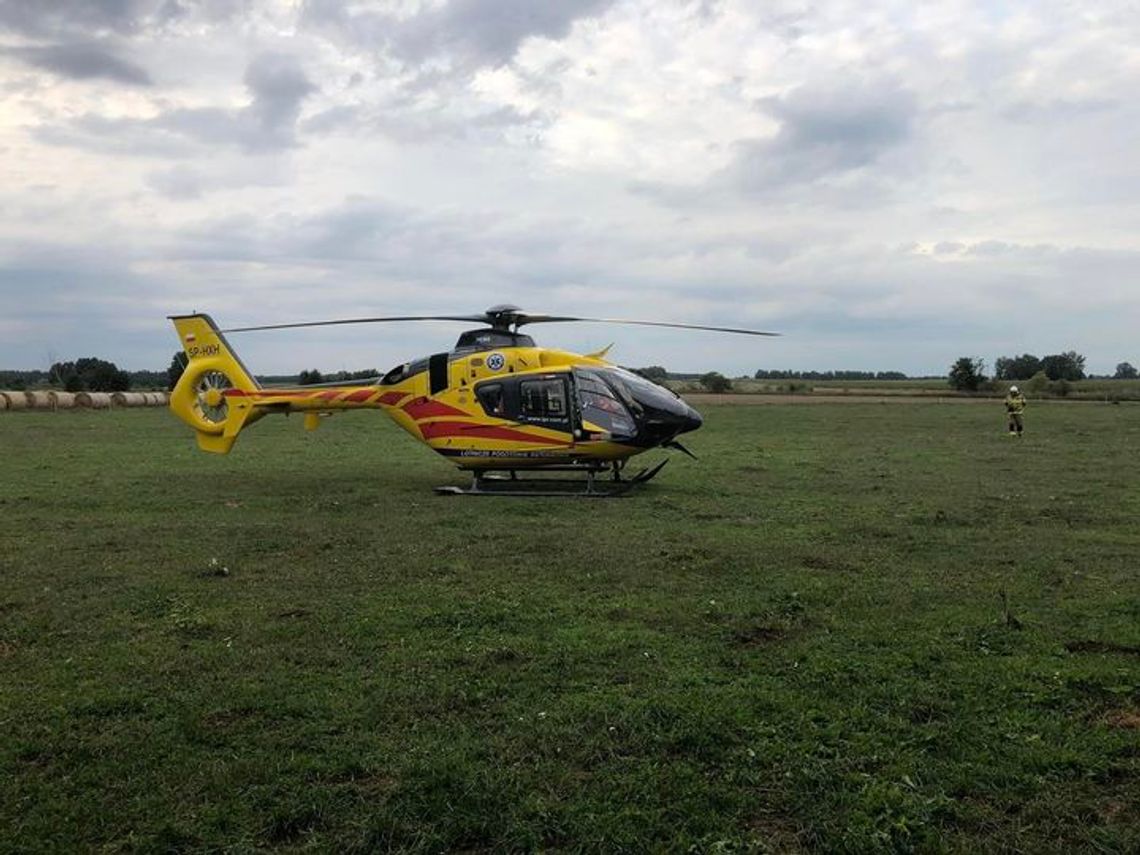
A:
[{"left": 515, "top": 375, "right": 572, "bottom": 436}]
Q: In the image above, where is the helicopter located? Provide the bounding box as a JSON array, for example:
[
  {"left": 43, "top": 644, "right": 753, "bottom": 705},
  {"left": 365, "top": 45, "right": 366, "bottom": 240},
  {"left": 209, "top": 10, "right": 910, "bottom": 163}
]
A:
[{"left": 167, "top": 305, "right": 777, "bottom": 496}]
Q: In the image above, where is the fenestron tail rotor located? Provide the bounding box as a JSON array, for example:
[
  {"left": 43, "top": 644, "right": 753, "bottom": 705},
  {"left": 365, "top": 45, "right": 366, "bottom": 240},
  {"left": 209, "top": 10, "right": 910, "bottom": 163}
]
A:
[{"left": 193, "top": 370, "right": 233, "bottom": 424}]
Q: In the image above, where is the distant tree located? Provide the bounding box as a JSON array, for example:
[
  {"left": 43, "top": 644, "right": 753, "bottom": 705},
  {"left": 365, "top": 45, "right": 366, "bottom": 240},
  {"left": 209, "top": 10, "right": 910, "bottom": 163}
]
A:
[
  {"left": 1113, "top": 361, "right": 1138, "bottom": 379},
  {"left": 129, "top": 370, "right": 168, "bottom": 389},
  {"left": 634, "top": 366, "right": 669, "bottom": 383},
  {"left": 1039, "top": 351, "right": 1086, "bottom": 381},
  {"left": 78, "top": 358, "right": 130, "bottom": 391},
  {"left": 48, "top": 358, "right": 129, "bottom": 392},
  {"left": 948, "top": 357, "right": 986, "bottom": 392},
  {"left": 50, "top": 361, "right": 81, "bottom": 391},
  {"left": 167, "top": 352, "right": 188, "bottom": 390},
  {"left": 1026, "top": 371, "right": 1050, "bottom": 394},
  {"left": 994, "top": 354, "right": 1042, "bottom": 380},
  {"left": 700, "top": 371, "right": 732, "bottom": 392},
  {"left": 298, "top": 369, "right": 324, "bottom": 385},
  {"left": 0, "top": 370, "right": 43, "bottom": 390},
  {"left": 754, "top": 368, "right": 903, "bottom": 381},
  {"left": 329, "top": 369, "right": 380, "bottom": 382}
]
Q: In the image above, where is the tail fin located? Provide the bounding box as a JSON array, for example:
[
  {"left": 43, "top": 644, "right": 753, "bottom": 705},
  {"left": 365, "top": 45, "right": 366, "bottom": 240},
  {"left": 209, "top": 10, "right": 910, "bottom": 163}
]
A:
[{"left": 168, "top": 314, "right": 262, "bottom": 454}]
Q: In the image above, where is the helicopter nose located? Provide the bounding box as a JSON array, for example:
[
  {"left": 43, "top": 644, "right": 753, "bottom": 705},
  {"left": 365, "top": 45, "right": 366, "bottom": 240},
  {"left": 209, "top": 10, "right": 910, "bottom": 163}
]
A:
[
  {"left": 640, "top": 402, "right": 702, "bottom": 443},
  {"left": 679, "top": 404, "right": 703, "bottom": 434}
]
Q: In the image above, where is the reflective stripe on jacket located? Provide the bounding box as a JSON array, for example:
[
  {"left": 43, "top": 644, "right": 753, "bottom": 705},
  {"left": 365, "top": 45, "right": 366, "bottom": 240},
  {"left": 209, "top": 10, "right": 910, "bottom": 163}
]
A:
[{"left": 1005, "top": 393, "right": 1026, "bottom": 414}]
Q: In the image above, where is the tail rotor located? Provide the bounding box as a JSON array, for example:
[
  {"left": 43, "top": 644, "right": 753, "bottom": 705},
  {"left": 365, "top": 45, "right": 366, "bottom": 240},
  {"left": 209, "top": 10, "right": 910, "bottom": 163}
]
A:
[{"left": 168, "top": 314, "right": 261, "bottom": 453}]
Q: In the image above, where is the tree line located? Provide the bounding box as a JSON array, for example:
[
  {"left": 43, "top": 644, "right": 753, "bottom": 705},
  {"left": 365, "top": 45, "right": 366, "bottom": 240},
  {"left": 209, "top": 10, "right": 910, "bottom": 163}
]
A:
[
  {"left": 949, "top": 351, "right": 1138, "bottom": 392},
  {"left": 3, "top": 354, "right": 380, "bottom": 393},
  {"left": 753, "top": 369, "right": 909, "bottom": 381},
  {"left": 6, "top": 350, "right": 1135, "bottom": 396},
  {"left": 1, "top": 360, "right": 165, "bottom": 393},
  {"left": 297, "top": 368, "right": 380, "bottom": 385}
]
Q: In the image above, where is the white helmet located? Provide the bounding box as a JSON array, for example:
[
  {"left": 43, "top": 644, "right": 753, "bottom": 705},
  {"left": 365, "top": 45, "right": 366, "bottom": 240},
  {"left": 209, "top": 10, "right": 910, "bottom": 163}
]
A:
[{"left": 1010, "top": 385, "right": 1019, "bottom": 393}]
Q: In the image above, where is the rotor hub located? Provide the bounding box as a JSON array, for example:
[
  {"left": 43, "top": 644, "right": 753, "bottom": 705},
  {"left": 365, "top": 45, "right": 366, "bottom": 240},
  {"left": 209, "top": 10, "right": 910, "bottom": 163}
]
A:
[{"left": 485, "top": 304, "right": 524, "bottom": 330}]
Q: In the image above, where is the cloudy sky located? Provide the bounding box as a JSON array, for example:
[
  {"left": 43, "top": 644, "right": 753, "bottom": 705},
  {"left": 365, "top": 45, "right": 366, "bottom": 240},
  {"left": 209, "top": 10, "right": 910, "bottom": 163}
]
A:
[{"left": 1, "top": 0, "right": 1138, "bottom": 376}]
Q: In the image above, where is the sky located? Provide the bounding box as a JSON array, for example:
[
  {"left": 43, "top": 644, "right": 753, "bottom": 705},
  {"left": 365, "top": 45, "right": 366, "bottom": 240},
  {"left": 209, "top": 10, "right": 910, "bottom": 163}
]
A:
[{"left": 1, "top": 0, "right": 1138, "bottom": 377}]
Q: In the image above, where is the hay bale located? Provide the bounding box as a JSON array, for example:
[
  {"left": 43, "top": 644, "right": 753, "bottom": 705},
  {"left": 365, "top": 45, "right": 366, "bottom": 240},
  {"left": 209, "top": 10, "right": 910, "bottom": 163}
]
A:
[
  {"left": 145, "top": 392, "right": 169, "bottom": 406},
  {"left": 0, "top": 395, "right": 7, "bottom": 411},
  {"left": 0, "top": 391, "right": 28, "bottom": 410},
  {"left": 75, "top": 391, "right": 113, "bottom": 409},
  {"left": 26, "top": 390, "right": 55, "bottom": 410},
  {"left": 49, "top": 391, "right": 76, "bottom": 409},
  {"left": 112, "top": 391, "right": 148, "bottom": 407}
]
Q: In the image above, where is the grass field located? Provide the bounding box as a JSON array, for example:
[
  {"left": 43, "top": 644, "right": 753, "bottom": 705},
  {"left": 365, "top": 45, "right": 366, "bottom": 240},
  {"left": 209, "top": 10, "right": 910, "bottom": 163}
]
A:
[{"left": 2, "top": 402, "right": 1138, "bottom": 853}]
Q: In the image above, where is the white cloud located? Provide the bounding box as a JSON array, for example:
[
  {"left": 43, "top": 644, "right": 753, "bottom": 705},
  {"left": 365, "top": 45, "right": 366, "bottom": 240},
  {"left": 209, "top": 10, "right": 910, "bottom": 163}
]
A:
[{"left": 1, "top": 0, "right": 1138, "bottom": 377}]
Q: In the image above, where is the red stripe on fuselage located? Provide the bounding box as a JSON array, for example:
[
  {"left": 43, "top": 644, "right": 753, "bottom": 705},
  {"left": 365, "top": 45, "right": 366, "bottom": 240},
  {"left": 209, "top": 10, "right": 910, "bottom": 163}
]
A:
[
  {"left": 224, "top": 389, "right": 314, "bottom": 399},
  {"left": 419, "top": 421, "right": 567, "bottom": 445},
  {"left": 223, "top": 388, "right": 379, "bottom": 403},
  {"left": 378, "top": 391, "right": 408, "bottom": 406},
  {"left": 403, "top": 397, "right": 469, "bottom": 419}
]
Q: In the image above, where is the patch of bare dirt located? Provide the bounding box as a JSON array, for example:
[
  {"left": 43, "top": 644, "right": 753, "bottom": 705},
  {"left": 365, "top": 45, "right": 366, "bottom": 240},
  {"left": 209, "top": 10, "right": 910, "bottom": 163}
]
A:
[
  {"left": 1102, "top": 709, "right": 1140, "bottom": 730},
  {"left": 731, "top": 625, "right": 787, "bottom": 647},
  {"left": 1066, "top": 640, "right": 1140, "bottom": 656}
]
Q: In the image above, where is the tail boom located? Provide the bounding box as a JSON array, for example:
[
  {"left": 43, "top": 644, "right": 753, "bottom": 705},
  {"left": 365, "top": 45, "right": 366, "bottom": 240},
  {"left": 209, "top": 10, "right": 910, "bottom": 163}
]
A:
[{"left": 168, "top": 314, "right": 409, "bottom": 454}]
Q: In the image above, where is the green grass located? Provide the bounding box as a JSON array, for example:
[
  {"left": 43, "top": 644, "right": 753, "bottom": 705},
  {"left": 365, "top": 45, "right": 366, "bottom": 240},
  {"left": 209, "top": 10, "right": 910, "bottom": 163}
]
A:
[{"left": 1, "top": 402, "right": 1138, "bottom": 853}]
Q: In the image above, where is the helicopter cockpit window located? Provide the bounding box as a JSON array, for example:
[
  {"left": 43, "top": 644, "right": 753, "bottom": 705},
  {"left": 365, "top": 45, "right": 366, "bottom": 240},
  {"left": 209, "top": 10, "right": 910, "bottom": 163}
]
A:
[
  {"left": 518, "top": 377, "right": 568, "bottom": 426},
  {"left": 477, "top": 383, "right": 505, "bottom": 417},
  {"left": 381, "top": 357, "right": 428, "bottom": 386},
  {"left": 574, "top": 369, "right": 636, "bottom": 438},
  {"left": 606, "top": 367, "right": 681, "bottom": 411}
]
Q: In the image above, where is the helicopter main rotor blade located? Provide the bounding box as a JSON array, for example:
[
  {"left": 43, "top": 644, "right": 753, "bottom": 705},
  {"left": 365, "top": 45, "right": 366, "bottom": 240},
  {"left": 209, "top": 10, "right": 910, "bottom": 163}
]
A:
[
  {"left": 220, "top": 315, "right": 488, "bottom": 333},
  {"left": 513, "top": 315, "right": 780, "bottom": 336},
  {"left": 219, "top": 307, "right": 779, "bottom": 336}
]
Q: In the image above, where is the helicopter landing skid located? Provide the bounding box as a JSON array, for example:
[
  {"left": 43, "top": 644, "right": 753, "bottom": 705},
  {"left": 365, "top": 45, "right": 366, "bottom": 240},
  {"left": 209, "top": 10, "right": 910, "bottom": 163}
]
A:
[{"left": 434, "top": 459, "right": 669, "bottom": 498}]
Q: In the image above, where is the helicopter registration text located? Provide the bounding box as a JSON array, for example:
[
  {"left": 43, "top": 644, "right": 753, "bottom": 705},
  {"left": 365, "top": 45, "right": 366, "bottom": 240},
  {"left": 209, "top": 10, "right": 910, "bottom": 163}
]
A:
[
  {"left": 187, "top": 344, "right": 221, "bottom": 359},
  {"left": 456, "top": 449, "right": 565, "bottom": 458}
]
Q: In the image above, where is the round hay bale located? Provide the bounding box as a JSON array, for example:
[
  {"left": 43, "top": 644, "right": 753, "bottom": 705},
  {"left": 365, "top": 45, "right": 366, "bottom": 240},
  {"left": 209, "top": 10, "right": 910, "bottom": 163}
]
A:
[
  {"left": 26, "top": 390, "right": 55, "bottom": 410},
  {"left": 112, "top": 391, "right": 148, "bottom": 407},
  {"left": 49, "top": 391, "right": 76, "bottom": 409},
  {"left": 0, "top": 395, "right": 7, "bottom": 411},
  {"left": 1, "top": 391, "right": 28, "bottom": 410},
  {"left": 146, "top": 392, "right": 169, "bottom": 406},
  {"left": 75, "top": 391, "right": 113, "bottom": 409}
]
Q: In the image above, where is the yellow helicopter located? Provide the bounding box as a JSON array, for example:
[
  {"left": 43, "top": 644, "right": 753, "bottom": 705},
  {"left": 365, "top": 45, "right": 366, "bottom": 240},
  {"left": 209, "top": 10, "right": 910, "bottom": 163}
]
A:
[{"left": 168, "top": 306, "right": 777, "bottom": 496}]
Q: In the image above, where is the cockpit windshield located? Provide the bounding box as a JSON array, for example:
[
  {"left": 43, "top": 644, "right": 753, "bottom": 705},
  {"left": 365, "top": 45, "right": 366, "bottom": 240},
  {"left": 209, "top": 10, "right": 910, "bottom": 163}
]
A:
[
  {"left": 574, "top": 369, "right": 636, "bottom": 438},
  {"left": 604, "top": 367, "right": 683, "bottom": 411}
]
